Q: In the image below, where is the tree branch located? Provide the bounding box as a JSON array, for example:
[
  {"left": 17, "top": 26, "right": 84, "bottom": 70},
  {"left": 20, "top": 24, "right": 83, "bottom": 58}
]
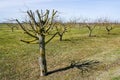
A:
[
  {"left": 20, "top": 39, "right": 38, "bottom": 44},
  {"left": 28, "top": 20, "right": 38, "bottom": 33},
  {"left": 16, "top": 19, "right": 38, "bottom": 39},
  {"left": 27, "top": 10, "right": 39, "bottom": 26},
  {"left": 45, "top": 32, "right": 58, "bottom": 44},
  {"left": 36, "top": 10, "right": 42, "bottom": 28}
]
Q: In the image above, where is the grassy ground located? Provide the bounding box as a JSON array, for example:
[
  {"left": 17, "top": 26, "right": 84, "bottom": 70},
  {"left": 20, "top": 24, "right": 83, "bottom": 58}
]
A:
[{"left": 0, "top": 24, "right": 120, "bottom": 80}]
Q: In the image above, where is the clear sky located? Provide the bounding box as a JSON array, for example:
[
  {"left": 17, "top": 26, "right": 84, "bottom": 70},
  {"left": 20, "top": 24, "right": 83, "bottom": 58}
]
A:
[{"left": 0, "top": 0, "right": 120, "bottom": 22}]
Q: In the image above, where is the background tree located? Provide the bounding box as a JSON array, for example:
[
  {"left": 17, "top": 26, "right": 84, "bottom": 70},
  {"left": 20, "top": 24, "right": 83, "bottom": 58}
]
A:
[
  {"left": 102, "top": 19, "right": 114, "bottom": 35},
  {"left": 55, "top": 20, "right": 67, "bottom": 41},
  {"left": 5, "top": 20, "right": 19, "bottom": 32},
  {"left": 16, "top": 9, "right": 57, "bottom": 76},
  {"left": 84, "top": 19, "right": 97, "bottom": 37},
  {"left": 68, "top": 17, "right": 79, "bottom": 28}
]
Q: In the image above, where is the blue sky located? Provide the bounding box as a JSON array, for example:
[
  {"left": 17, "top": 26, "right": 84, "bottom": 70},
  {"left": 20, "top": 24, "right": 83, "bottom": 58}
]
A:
[{"left": 0, "top": 0, "right": 120, "bottom": 22}]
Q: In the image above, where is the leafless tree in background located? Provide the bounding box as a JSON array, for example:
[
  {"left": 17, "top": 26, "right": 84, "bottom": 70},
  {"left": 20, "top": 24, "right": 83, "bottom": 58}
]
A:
[
  {"left": 102, "top": 19, "right": 114, "bottom": 35},
  {"left": 5, "top": 20, "right": 19, "bottom": 32},
  {"left": 84, "top": 19, "right": 97, "bottom": 37},
  {"left": 55, "top": 20, "right": 67, "bottom": 41}
]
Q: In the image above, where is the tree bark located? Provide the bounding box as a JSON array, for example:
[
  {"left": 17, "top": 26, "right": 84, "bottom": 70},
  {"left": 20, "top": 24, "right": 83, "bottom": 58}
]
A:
[
  {"left": 89, "top": 30, "right": 92, "bottom": 37},
  {"left": 108, "top": 30, "right": 110, "bottom": 35},
  {"left": 59, "top": 35, "right": 63, "bottom": 41},
  {"left": 38, "top": 35, "right": 47, "bottom": 76},
  {"left": 11, "top": 27, "right": 14, "bottom": 32}
]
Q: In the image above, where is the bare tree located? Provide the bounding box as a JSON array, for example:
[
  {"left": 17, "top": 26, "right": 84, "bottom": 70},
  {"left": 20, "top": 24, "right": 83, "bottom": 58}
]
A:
[
  {"left": 84, "top": 19, "right": 97, "bottom": 37},
  {"left": 97, "top": 18, "right": 115, "bottom": 35},
  {"left": 102, "top": 20, "right": 114, "bottom": 35},
  {"left": 16, "top": 9, "right": 58, "bottom": 76},
  {"left": 68, "top": 17, "right": 79, "bottom": 28},
  {"left": 86, "top": 23, "right": 96, "bottom": 37},
  {"left": 55, "top": 20, "right": 67, "bottom": 41},
  {"left": 5, "top": 20, "right": 19, "bottom": 32}
]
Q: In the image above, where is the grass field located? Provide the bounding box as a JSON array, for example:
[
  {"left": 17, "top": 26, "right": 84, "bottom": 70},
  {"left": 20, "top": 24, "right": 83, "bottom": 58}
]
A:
[{"left": 0, "top": 24, "right": 120, "bottom": 80}]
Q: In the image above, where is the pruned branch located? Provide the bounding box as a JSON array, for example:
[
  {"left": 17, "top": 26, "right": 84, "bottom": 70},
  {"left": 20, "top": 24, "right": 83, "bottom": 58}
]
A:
[
  {"left": 16, "top": 19, "right": 38, "bottom": 39},
  {"left": 36, "top": 10, "right": 43, "bottom": 28},
  {"left": 45, "top": 32, "right": 58, "bottom": 44},
  {"left": 28, "top": 20, "right": 38, "bottom": 33},
  {"left": 20, "top": 38, "right": 38, "bottom": 44},
  {"left": 45, "top": 12, "right": 57, "bottom": 33},
  {"left": 27, "top": 10, "right": 39, "bottom": 26}
]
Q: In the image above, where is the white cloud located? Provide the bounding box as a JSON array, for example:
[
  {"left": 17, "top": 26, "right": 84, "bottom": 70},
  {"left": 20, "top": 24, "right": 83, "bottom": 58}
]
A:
[
  {"left": 0, "top": 0, "right": 54, "bottom": 9},
  {"left": 0, "top": 0, "right": 22, "bottom": 9},
  {"left": 0, "top": 0, "right": 56, "bottom": 22}
]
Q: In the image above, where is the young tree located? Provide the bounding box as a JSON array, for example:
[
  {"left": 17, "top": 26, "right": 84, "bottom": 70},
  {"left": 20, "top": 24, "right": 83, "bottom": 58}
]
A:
[
  {"left": 55, "top": 21, "right": 67, "bottom": 41},
  {"left": 84, "top": 19, "right": 97, "bottom": 37},
  {"left": 98, "top": 18, "right": 115, "bottom": 35},
  {"left": 86, "top": 23, "right": 96, "bottom": 37},
  {"left": 16, "top": 9, "right": 58, "bottom": 76},
  {"left": 105, "top": 24, "right": 113, "bottom": 35},
  {"left": 6, "top": 21, "right": 19, "bottom": 32},
  {"left": 102, "top": 20, "right": 114, "bottom": 35}
]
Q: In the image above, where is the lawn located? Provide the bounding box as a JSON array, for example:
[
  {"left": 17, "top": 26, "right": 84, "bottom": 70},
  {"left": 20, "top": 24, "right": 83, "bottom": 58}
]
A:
[{"left": 0, "top": 24, "right": 120, "bottom": 80}]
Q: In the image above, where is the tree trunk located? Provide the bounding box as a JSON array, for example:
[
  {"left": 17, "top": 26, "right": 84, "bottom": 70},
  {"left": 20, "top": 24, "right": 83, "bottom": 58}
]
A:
[
  {"left": 107, "top": 30, "right": 110, "bottom": 35},
  {"left": 59, "top": 35, "right": 63, "bottom": 41},
  {"left": 38, "top": 35, "right": 47, "bottom": 76},
  {"left": 11, "top": 27, "right": 14, "bottom": 32},
  {"left": 89, "top": 30, "right": 92, "bottom": 37}
]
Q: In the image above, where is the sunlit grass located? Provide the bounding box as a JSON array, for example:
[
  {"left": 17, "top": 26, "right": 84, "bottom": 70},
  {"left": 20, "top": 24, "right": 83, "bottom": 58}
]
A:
[{"left": 0, "top": 25, "right": 120, "bottom": 80}]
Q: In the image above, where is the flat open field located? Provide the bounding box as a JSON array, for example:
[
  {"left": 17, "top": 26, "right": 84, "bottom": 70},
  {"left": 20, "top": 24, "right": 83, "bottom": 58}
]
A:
[{"left": 0, "top": 24, "right": 120, "bottom": 80}]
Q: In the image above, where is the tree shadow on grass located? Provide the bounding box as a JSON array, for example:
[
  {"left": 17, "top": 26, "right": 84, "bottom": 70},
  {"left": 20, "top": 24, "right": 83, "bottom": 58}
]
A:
[
  {"left": 62, "top": 39, "right": 71, "bottom": 41},
  {"left": 47, "top": 60, "right": 100, "bottom": 75}
]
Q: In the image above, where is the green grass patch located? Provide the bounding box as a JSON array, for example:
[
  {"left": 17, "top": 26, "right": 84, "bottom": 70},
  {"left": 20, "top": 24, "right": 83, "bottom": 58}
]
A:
[{"left": 112, "top": 76, "right": 120, "bottom": 80}]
